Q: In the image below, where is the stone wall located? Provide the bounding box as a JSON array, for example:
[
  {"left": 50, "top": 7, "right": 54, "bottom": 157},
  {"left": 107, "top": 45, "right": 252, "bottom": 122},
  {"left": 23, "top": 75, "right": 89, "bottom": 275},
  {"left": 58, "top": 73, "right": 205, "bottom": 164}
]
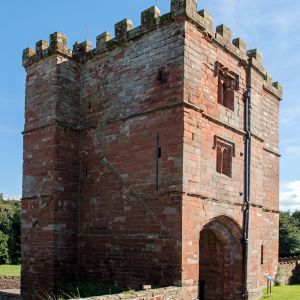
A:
[
  {"left": 181, "top": 7, "right": 280, "bottom": 300},
  {"left": 0, "top": 290, "right": 20, "bottom": 300},
  {"left": 277, "top": 257, "right": 300, "bottom": 285},
  {"left": 77, "top": 17, "right": 185, "bottom": 288},
  {"left": 70, "top": 287, "right": 183, "bottom": 300},
  {"left": 22, "top": 4, "right": 185, "bottom": 298}
]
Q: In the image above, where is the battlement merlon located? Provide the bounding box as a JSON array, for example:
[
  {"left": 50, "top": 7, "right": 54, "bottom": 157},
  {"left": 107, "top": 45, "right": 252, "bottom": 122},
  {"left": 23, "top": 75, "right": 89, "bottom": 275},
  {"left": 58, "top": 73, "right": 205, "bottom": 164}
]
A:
[
  {"left": 96, "top": 32, "right": 112, "bottom": 50},
  {"left": 73, "top": 41, "right": 93, "bottom": 62},
  {"left": 141, "top": 6, "right": 161, "bottom": 31},
  {"left": 171, "top": 0, "right": 197, "bottom": 17}
]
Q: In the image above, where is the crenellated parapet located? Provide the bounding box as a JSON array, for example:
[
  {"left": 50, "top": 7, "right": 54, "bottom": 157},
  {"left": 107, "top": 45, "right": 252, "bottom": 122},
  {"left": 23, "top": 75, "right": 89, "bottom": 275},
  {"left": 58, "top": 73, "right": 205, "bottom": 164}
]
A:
[
  {"left": 22, "top": 0, "right": 282, "bottom": 98},
  {"left": 264, "top": 72, "right": 283, "bottom": 100},
  {"left": 169, "top": 0, "right": 282, "bottom": 95},
  {"left": 22, "top": 6, "right": 165, "bottom": 68},
  {"left": 22, "top": 32, "right": 72, "bottom": 68},
  {"left": 246, "top": 49, "right": 282, "bottom": 99}
]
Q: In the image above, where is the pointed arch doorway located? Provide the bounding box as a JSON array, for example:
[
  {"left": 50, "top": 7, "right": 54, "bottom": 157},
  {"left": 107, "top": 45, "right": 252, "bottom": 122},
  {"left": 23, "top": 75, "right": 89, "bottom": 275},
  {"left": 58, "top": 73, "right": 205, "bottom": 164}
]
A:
[{"left": 199, "top": 215, "right": 244, "bottom": 300}]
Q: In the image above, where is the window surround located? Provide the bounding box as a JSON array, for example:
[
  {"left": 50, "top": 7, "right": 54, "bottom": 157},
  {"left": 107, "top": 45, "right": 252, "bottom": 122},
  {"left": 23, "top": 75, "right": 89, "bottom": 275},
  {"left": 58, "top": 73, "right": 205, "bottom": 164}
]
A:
[
  {"left": 213, "top": 135, "right": 235, "bottom": 178},
  {"left": 215, "top": 62, "right": 239, "bottom": 111}
]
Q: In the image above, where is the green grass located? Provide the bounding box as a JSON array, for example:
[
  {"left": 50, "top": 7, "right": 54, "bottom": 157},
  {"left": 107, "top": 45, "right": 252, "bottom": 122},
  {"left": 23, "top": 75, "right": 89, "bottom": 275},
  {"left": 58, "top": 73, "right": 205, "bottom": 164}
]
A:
[
  {"left": 0, "top": 265, "right": 21, "bottom": 277},
  {"left": 260, "top": 285, "right": 300, "bottom": 299}
]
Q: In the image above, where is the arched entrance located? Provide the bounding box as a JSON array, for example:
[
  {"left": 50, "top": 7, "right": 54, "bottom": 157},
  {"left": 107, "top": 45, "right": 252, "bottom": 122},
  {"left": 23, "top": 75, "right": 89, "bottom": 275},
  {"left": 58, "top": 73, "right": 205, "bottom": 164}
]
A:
[{"left": 199, "top": 216, "right": 243, "bottom": 300}]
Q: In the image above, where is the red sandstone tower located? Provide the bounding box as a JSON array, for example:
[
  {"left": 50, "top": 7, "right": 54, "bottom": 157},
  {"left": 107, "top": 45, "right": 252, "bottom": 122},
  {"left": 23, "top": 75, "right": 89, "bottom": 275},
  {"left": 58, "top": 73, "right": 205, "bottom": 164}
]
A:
[{"left": 22, "top": 1, "right": 282, "bottom": 299}]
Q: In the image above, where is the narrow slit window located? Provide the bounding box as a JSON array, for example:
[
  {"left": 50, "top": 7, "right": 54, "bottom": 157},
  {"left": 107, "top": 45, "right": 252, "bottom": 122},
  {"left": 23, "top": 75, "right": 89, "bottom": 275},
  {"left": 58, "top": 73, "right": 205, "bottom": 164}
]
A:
[
  {"left": 157, "top": 67, "right": 169, "bottom": 83},
  {"left": 156, "top": 134, "right": 161, "bottom": 191},
  {"left": 261, "top": 245, "right": 264, "bottom": 265}
]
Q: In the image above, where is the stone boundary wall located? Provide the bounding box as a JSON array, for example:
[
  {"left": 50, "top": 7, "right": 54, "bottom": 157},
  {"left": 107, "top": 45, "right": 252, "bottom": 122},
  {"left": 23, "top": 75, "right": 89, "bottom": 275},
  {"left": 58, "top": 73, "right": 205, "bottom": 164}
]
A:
[
  {"left": 277, "top": 256, "right": 300, "bottom": 284},
  {"left": 70, "top": 287, "right": 183, "bottom": 300}
]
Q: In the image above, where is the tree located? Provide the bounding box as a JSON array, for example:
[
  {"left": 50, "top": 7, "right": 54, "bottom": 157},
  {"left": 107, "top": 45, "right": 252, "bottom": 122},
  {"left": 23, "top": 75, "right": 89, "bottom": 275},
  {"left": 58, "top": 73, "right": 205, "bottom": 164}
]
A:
[
  {"left": 279, "top": 211, "right": 300, "bottom": 257},
  {"left": 0, "top": 231, "right": 9, "bottom": 264},
  {"left": 0, "top": 197, "right": 21, "bottom": 264}
]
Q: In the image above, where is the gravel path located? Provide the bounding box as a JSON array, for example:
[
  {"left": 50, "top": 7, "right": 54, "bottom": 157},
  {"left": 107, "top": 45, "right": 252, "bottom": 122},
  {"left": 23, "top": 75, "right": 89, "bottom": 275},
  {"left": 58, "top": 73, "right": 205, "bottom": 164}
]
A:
[{"left": 0, "top": 277, "right": 20, "bottom": 290}]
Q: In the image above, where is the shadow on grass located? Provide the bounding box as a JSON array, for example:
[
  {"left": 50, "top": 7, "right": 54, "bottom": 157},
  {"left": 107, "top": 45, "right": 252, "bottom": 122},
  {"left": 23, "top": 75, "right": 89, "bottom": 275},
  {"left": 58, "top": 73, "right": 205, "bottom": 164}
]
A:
[{"left": 39, "top": 282, "right": 136, "bottom": 300}]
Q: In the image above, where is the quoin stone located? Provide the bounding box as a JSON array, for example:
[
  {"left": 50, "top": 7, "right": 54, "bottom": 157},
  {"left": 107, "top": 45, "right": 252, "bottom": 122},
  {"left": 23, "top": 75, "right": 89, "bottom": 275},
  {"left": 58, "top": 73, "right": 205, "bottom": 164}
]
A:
[{"left": 21, "top": 1, "right": 282, "bottom": 299}]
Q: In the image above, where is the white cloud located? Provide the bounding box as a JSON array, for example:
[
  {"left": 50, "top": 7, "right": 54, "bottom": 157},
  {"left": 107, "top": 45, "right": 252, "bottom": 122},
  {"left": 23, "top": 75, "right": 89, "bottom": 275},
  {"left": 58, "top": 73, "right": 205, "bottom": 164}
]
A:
[
  {"left": 280, "top": 181, "right": 300, "bottom": 212},
  {"left": 1, "top": 193, "right": 21, "bottom": 201}
]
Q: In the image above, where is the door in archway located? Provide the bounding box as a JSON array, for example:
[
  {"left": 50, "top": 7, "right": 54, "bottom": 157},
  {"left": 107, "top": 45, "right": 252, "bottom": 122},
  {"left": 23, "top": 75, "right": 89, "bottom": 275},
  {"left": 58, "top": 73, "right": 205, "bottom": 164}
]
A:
[
  {"left": 200, "top": 228, "right": 225, "bottom": 300},
  {"left": 199, "top": 216, "right": 243, "bottom": 300}
]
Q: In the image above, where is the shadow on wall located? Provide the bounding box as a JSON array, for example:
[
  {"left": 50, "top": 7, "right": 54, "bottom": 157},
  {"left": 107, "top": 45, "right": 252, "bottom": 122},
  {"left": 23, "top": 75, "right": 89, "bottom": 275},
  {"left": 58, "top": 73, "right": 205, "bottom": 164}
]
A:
[{"left": 290, "top": 263, "right": 300, "bottom": 284}]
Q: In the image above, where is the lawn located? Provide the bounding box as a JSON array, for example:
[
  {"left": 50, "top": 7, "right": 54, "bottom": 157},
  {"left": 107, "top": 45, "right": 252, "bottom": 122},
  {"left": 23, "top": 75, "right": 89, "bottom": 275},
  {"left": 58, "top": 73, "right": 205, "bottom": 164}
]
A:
[
  {"left": 0, "top": 265, "right": 21, "bottom": 277},
  {"left": 261, "top": 285, "right": 300, "bottom": 299}
]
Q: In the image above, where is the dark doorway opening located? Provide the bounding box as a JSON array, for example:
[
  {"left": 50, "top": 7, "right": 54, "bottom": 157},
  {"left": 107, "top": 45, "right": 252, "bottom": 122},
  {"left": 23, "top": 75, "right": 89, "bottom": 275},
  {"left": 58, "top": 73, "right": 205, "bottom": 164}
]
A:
[{"left": 199, "top": 216, "right": 244, "bottom": 300}]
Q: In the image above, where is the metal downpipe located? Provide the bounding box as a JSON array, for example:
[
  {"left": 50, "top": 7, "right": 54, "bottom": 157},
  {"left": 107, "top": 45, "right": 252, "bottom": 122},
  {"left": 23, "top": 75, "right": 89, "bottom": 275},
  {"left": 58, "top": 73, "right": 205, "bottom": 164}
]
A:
[{"left": 243, "top": 89, "right": 251, "bottom": 300}]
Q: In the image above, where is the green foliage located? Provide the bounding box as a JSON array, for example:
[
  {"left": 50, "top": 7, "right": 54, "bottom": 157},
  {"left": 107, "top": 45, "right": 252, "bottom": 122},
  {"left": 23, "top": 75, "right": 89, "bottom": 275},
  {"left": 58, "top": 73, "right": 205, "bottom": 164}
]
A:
[
  {"left": 0, "top": 232, "right": 9, "bottom": 264},
  {"left": 279, "top": 211, "right": 300, "bottom": 257},
  {"left": 0, "top": 196, "right": 21, "bottom": 264}
]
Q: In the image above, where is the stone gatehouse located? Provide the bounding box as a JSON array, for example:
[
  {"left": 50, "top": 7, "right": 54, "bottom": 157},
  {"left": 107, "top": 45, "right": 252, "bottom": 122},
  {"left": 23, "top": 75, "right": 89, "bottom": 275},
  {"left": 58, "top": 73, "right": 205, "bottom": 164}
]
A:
[{"left": 21, "top": 0, "right": 282, "bottom": 299}]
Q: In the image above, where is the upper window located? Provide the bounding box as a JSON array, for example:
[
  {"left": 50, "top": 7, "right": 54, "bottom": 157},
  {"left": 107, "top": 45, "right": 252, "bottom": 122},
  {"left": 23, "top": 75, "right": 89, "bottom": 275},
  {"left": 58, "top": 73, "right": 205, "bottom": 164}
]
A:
[
  {"left": 215, "top": 62, "right": 239, "bottom": 111},
  {"left": 214, "top": 136, "right": 235, "bottom": 178}
]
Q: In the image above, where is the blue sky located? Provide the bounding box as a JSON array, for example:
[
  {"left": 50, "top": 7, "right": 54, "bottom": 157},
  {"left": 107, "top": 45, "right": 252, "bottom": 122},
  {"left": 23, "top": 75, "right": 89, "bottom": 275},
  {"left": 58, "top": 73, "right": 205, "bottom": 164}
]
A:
[{"left": 0, "top": 0, "right": 299, "bottom": 210}]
